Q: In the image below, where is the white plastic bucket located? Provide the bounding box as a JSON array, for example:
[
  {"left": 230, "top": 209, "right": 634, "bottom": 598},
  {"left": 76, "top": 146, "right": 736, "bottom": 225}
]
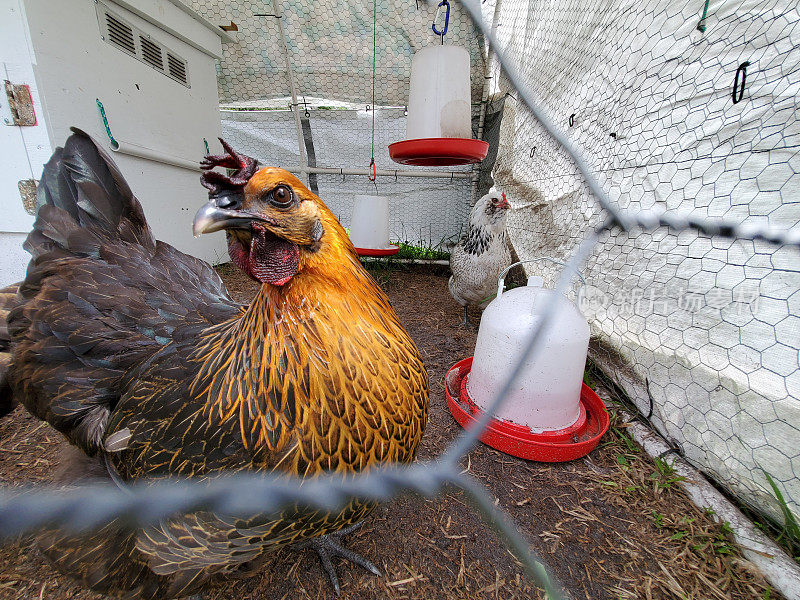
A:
[
  {"left": 349, "top": 195, "right": 392, "bottom": 250},
  {"left": 406, "top": 45, "right": 471, "bottom": 140},
  {"left": 466, "top": 264, "right": 590, "bottom": 432}
]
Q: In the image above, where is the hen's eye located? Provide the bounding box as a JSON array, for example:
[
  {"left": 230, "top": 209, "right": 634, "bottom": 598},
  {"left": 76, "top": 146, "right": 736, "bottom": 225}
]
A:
[{"left": 270, "top": 185, "right": 293, "bottom": 208}]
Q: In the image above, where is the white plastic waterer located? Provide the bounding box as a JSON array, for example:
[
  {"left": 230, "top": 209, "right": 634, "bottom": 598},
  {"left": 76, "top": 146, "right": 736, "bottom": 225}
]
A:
[
  {"left": 466, "top": 261, "right": 590, "bottom": 433},
  {"left": 406, "top": 45, "right": 471, "bottom": 140},
  {"left": 349, "top": 195, "right": 394, "bottom": 251},
  {"left": 388, "top": 41, "right": 488, "bottom": 165}
]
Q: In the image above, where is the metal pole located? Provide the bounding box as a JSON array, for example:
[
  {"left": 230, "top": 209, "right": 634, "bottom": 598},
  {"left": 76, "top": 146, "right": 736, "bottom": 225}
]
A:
[
  {"left": 268, "top": 0, "right": 309, "bottom": 185},
  {"left": 301, "top": 166, "right": 471, "bottom": 179},
  {"left": 471, "top": 0, "right": 503, "bottom": 204}
]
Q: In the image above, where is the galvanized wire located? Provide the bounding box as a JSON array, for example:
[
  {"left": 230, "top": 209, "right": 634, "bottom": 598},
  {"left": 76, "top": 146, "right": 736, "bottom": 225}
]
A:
[{"left": 2, "top": 2, "right": 799, "bottom": 599}]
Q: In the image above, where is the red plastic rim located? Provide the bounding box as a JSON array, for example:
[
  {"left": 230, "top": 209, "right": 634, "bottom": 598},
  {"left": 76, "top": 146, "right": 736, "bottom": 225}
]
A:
[
  {"left": 355, "top": 244, "right": 400, "bottom": 257},
  {"left": 388, "top": 138, "right": 489, "bottom": 166},
  {"left": 445, "top": 357, "right": 610, "bottom": 462}
]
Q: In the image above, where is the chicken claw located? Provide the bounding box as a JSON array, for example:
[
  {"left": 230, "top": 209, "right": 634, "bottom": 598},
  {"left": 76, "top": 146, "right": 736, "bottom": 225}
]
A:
[{"left": 299, "top": 522, "right": 382, "bottom": 595}]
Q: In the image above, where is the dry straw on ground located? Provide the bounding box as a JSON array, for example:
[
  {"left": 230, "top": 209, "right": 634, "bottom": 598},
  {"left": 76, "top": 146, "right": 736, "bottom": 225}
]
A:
[{"left": 0, "top": 265, "right": 785, "bottom": 599}]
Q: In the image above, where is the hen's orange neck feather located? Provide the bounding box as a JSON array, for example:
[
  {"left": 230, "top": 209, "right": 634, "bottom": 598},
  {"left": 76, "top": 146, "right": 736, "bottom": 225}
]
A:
[{"left": 191, "top": 180, "right": 428, "bottom": 477}]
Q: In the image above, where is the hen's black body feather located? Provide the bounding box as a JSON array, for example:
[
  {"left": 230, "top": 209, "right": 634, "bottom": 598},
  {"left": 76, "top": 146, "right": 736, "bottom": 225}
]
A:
[
  {"left": 7, "top": 129, "right": 239, "bottom": 454},
  {"left": 0, "top": 283, "right": 17, "bottom": 417},
  {"left": 4, "top": 129, "right": 428, "bottom": 598},
  {"left": 4, "top": 129, "right": 254, "bottom": 598}
]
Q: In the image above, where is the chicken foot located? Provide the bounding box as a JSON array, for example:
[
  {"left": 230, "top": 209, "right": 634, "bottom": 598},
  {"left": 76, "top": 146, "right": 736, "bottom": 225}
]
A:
[
  {"left": 457, "top": 305, "right": 477, "bottom": 329},
  {"left": 298, "top": 522, "right": 381, "bottom": 595}
]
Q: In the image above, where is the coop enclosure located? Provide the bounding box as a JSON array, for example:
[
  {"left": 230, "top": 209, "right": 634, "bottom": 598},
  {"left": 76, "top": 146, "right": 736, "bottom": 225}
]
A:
[{"left": 189, "top": 0, "right": 800, "bottom": 530}]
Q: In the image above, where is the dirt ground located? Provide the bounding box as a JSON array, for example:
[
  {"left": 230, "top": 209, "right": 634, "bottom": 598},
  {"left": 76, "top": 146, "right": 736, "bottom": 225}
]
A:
[{"left": 0, "top": 264, "right": 785, "bottom": 600}]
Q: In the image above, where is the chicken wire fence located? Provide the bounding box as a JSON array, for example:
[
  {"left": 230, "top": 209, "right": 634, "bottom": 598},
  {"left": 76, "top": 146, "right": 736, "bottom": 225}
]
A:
[
  {"left": 1, "top": 0, "right": 799, "bottom": 597},
  {"left": 218, "top": 106, "right": 474, "bottom": 248},
  {"left": 194, "top": 0, "right": 489, "bottom": 249},
  {"left": 486, "top": 0, "right": 800, "bottom": 529}
]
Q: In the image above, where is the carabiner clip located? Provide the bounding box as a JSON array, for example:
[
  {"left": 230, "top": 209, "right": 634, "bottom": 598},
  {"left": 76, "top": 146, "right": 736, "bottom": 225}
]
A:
[
  {"left": 368, "top": 160, "right": 377, "bottom": 182},
  {"left": 432, "top": 0, "right": 450, "bottom": 38}
]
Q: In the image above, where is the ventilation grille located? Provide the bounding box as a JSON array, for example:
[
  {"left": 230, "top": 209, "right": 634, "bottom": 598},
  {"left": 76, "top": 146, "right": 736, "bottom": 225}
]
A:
[
  {"left": 106, "top": 13, "right": 135, "bottom": 55},
  {"left": 139, "top": 36, "right": 164, "bottom": 70},
  {"left": 98, "top": 3, "right": 190, "bottom": 88},
  {"left": 167, "top": 53, "right": 188, "bottom": 85}
]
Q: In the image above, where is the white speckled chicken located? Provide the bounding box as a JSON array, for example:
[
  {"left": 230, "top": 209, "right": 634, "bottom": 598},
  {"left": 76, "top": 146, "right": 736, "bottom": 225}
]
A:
[{"left": 448, "top": 189, "right": 511, "bottom": 327}]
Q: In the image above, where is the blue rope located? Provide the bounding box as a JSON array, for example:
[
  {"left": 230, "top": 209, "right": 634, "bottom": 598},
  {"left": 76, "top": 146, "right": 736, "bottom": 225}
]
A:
[
  {"left": 697, "top": 0, "right": 712, "bottom": 32},
  {"left": 95, "top": 99, "right": 119, "bottom": 149}
]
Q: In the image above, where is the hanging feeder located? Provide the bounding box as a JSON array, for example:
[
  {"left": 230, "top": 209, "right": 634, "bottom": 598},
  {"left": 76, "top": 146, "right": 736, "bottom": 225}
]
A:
[
  {"left": 349, "top": 195, "right": 399, "bottom": 257},
  {"left": 445, "top": 261, "right": 609, "bottom": 462},
  {"left": 389, "top": 1, "right": 488, "bottom": 166}
]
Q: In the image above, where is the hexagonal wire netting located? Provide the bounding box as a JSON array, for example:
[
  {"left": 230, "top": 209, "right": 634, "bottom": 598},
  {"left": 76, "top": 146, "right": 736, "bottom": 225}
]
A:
[
  {"left": 194, "top": 0, "right": 485, "bottom": 249},
  {"left": 485, "top": 0, "right": 800, "bottom": 525},
  {"left": 185, "top": 0, "right": 799, "bottom": 525}
]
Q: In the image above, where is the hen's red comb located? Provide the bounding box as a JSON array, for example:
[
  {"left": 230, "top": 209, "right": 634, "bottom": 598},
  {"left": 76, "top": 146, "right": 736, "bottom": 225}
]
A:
[{"left": 200, "top": 138, "right": 259, "bottom": 197}]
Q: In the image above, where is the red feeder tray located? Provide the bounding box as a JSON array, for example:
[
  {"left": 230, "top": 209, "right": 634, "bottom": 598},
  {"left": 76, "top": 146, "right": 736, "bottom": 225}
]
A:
[
  {"left": 355, "top": 244, "right": 399, "bottom": 257},
  {"left": 445, "top": 357, "right": 610, "bottom": 462},
  {"left": 389, "top": 138, "right": 489, "bottom": 166}
]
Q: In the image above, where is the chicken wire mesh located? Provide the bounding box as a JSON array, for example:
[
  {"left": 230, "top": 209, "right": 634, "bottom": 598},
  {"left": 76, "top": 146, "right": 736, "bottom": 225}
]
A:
[
  {"left": 1, "top": 0, "right": 799, "bottom": 597},
  {"left": 187, "top": 0, "right": 487, "bottom": 249},
  {"left": 219, "top": 105, "right": 474, "bottom": 247},
  {"left": 192, "top": 0, "right": 800, "bottom": 527},
  {"left": 486, "top": 0, "right": 800, "bottom": 526}
]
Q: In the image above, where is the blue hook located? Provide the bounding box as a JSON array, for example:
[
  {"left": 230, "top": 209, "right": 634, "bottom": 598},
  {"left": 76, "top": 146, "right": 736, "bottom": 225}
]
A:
[{"left": 432, "top": 0, "right": 450, "bottom": 38}]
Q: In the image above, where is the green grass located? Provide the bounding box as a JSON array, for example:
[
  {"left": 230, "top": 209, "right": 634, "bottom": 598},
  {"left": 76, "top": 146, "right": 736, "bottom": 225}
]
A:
[
  {"left": 393, "top": 241, "right": 450, "bottom": 261},
  {"left": 358, "top": 240, "right": 451, "bottom": 274},
  {"left": 358, "top": 241, "right": 451, "bottom": 291},
  {"left": 650, "top": 457, "right": 685, "bottom": 492},
  {"left": 764, "top": 470, "right": 800, "bottom": 557}
]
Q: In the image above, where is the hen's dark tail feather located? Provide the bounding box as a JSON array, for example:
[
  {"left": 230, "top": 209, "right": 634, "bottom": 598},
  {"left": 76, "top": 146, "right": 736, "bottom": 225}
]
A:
[
  {"left": 24, "top": 127, "right": 155, "bottom": 262},
  {"left": 0, "top": 283, "right": 19, "bottom": 417},
  {"left": 7, "top": 128, "right": 164, "bottom": 449}
]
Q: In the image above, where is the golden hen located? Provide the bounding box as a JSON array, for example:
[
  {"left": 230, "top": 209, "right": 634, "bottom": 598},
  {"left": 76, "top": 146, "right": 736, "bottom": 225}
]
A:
[{"left": 3, "top": 129, "right": 428, "bottom": 598}]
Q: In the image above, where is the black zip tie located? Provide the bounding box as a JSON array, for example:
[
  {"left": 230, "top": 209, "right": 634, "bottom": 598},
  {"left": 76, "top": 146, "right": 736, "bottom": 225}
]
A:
[
  {"left": 732, "top": 62, "right": 750, "bottom": 104},
  {"left": 656, "top": 447, "right": 682, "bottom": 461}
]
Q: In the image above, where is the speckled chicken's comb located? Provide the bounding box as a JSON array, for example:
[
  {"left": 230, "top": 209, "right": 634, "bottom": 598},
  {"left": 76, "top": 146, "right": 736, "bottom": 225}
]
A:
[{"left": 200, "top": 138, "right": 259, "bottom": 198}]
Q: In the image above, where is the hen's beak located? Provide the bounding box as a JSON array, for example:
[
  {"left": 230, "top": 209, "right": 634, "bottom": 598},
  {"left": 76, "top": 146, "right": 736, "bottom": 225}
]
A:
[{"left": 192, "top": 193, "right": 270, "bottom": 236}]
